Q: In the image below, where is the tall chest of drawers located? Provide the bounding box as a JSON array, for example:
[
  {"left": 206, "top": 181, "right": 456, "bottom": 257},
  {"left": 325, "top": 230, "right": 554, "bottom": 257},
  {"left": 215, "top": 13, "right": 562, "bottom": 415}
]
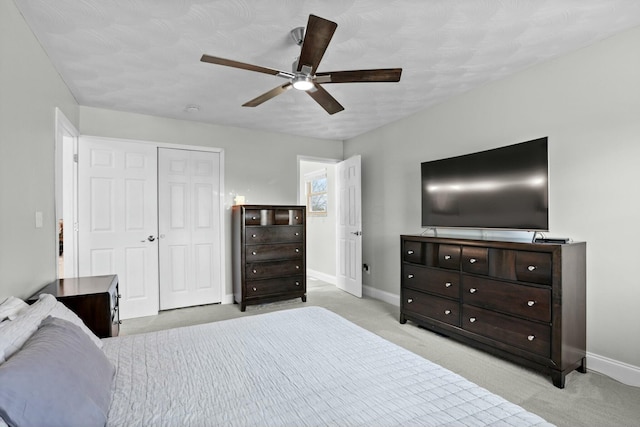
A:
[
  {"left": 400, "top": 235, "right": 586, "bottom": 388},
  {"left": 232, "top": 205, "right": 306, "bottom": 311}
]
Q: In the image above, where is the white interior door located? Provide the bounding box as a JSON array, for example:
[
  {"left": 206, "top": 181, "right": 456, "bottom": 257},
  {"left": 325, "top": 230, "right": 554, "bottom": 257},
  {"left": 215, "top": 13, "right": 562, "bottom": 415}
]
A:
[
  {"left": 78, "top": 137, "right": 159, "bottom": 319},
  {"left": 336, "top": 155, "right": 362, "bottom": 297},
  {"left": 158, "top": 148, "right": 222, "bottom": 310}
]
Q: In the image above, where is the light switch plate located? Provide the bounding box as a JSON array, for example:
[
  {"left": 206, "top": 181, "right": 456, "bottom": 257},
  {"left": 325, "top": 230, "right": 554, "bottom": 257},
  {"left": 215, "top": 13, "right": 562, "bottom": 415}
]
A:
[{"left": 35, "top": 211, "right": 43, "bottom": 228}]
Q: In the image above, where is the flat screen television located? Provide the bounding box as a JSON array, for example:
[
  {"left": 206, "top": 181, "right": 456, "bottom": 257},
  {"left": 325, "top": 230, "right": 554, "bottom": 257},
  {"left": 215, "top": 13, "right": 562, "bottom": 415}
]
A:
[{"left": 421, "top": 137, "right": 548, "bottom": 230}]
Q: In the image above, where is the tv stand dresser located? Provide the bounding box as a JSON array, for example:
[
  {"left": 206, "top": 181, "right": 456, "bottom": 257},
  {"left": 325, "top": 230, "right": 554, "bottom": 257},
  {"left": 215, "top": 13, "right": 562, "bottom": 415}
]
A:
[{"left": 400, "top": 235, "right": 586, "bottom": 388}]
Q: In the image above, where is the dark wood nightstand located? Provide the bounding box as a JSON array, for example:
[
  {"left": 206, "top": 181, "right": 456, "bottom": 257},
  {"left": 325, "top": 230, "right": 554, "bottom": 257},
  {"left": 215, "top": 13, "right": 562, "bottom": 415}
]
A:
[{"left": 28, "top": 275, "right": 120, "bottom": 338}]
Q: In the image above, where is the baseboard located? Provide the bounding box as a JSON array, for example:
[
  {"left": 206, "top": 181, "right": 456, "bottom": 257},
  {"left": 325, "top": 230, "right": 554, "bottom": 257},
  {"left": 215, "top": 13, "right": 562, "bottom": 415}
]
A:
[
  {"left": 222, "top": 293, "right": 234, "bottom": 305},
  {"left": 307, "top": 269, "right": 337, "bottom": 285},
  {"left": 587, "top": 352, "right": 640, "bottom": 387},
  {"left": 363, "top": 285, "right": 400, "bottom": 306}
]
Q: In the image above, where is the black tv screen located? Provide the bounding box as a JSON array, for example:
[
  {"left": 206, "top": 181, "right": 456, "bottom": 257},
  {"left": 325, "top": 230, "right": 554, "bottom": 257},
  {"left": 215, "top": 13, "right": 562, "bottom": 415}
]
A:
[{"left": 421, "top": 137, "right": 548, "bottom": 230}]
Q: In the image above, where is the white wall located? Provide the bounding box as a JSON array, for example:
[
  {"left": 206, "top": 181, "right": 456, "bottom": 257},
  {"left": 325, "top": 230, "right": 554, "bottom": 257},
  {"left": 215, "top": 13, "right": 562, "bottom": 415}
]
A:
[
  {"left": 299, "top": 160, "right": 337, "bottom": 280},
  {"left": 79, "top": 106, "right": 343, "bottom": 298},
  {"left": 0, "top": 0, "right": 79, "bottom": 299},
  {"left": 344, "top": 26, "right": 640, "bottom": 378}
]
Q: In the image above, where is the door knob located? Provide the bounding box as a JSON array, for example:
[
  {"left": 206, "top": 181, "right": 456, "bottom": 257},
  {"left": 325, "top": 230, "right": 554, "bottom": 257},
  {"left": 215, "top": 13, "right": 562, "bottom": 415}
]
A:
[{"left": 141, "top": 235, "right": 156, "bottom": 242}]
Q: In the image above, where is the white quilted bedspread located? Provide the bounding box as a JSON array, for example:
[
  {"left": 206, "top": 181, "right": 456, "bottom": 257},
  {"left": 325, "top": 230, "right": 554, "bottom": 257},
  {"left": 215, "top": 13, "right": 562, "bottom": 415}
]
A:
[{"left": 102, "top": 307, "right": 553, "bottom": 427}]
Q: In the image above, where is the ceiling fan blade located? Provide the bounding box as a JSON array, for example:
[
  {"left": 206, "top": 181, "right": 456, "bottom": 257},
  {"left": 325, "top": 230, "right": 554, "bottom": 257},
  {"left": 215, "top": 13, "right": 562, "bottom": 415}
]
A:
[
  {"left": 297, "top": 15, "right": 337, "bottom": 74},
  {"left": 242, "top": 83, "right": 293, "bottom": 107},
  {"left": 315, "top": 68, "right": 403, "bottom": 84},
  {"left": 201, "top": 54, "right": 283, "bottom": 76},
  {"left": 306, "top": 84, "right": 344, "bottom": 115}
]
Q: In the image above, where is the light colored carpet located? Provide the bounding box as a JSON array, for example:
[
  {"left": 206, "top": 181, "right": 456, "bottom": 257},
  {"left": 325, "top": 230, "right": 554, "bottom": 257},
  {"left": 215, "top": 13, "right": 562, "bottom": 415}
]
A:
[{"left": 122, "top": 278, "right": 640, "bottom": 427}]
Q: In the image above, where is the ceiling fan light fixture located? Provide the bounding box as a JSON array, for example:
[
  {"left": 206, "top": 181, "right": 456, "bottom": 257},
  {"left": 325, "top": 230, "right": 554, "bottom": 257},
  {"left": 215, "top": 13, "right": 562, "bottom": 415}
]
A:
[{"left": 292, "top": 75, "right": 314, "bottom": 91}]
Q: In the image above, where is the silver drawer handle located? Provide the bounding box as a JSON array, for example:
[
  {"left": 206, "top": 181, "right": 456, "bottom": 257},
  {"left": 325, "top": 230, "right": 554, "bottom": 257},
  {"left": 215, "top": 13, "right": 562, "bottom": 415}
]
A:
[
  {"left": 296, "top": 265, "right": 300, "bottom": 269},
  {"left": 527, "top": 300, "right": 535, "bottom": 307},
  {"left": 528, "top": 335, "right": 535, "bottom": 341},
  {"left": 295, "top": 232, "right": 300, "bottom": 236},
  {"left": 252, "top": 287, "right": 257, "bottom": 291},
  {"left": 251, "top": 234, "right": 257, "bottom": 238},
  {"left": 295, "top": 281, "right": 300, "bottom": 286},
  {"left": 252, "top": 269, "right": 257, "bottom": 274},
  {"left": 407, "top": 274, "right": 414, "bottom": 279},
  {"left": 295, "top": 216, "right": 299, "bottom": 220},
  {"left": 469, "top": 258, "right": 477, "bottom": 264},
  {"left": 251, "top": 251, "right": 257, "bottom": 255},
  {"left": 444, "top": 255, "right": 451, "bottom": 260},
  {"left": 469, "top": 317, "right": 476, "bottom": 323},
  {"left": 528, "top": 265, "right": 536, "bottom": 271},
  {"left": 407, "top": 250, "right": 414, "bottom": 255},
  {"left": 444, "top": 309, "right": 451, "bottom": 315},
  {"left": 407, "top": 298, "right": 413, "bottom": 304},
  {"left": 469, "top": 288, "right": 477, "bottom": 294},
  {"left": 251, "top": 216, "right": 257, "bottom": 220},
  {"left": 295, "top": 248, "right": 300, "bottom": 253},
  {"left": 445, "top": 282, "right": 452, "bottom": 288}
]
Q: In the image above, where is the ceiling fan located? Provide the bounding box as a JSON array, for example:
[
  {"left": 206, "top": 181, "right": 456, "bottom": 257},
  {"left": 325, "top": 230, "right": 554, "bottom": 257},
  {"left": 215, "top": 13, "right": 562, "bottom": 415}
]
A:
[{"left": 200, "top": 14, "right": 402, "bottom": 115}]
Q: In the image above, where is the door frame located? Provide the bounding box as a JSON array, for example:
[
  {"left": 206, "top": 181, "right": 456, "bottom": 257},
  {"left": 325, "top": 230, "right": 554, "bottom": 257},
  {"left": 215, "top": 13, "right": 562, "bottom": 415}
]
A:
[
  {"left": 54, "top": 108, "right": 79, "bottom": 278},
  {"left": 75, "top": 135, "right": 226, "bottom": 308},
  {"left": 297, "top": 155, "right": 342, "bottom": 287}
]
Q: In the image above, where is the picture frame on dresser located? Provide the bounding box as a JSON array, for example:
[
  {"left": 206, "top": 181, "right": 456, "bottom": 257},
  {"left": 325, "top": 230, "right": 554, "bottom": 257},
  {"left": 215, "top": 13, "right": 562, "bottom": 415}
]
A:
[{"left": 399, "top": 235, "right": 586, "bottom": 388}]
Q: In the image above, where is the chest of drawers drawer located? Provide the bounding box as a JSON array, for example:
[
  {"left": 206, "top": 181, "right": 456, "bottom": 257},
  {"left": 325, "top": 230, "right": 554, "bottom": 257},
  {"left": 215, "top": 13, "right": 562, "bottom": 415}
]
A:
[
  {"left": 246, "top": 226, "right": 303, "bottom": 243},
  {"left": 462, "top": 275, "right": 551, "bottom": 322},
  {"left": 246, "top": 243, "right": 303, "bottom": 261},
  {"left": 245, "top": 276, "right": 305, "bottom": 298},
  {"left": 246, "top": 260, "right": 303, "bottom": 279},
  {"left": 462, "top": 305, "right": 550, "bottom": 357},
  {"left": 403, "top": 265, "right": 460, "bottom": 299},
  {"left": 403, "top": 288, "right": 460, "bottom": 327},
  {"left": 515, "top": 251, "right": 552, "bottom": 285},
  {"left": 438, "top": 244, "right": 461, "bottom": 269}
]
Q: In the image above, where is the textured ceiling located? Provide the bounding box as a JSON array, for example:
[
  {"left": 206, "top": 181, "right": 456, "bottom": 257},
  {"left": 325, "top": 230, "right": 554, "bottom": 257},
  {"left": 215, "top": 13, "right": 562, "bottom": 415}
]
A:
[{"left": 13, "top": 0, "right": 640, "bottom": 140}]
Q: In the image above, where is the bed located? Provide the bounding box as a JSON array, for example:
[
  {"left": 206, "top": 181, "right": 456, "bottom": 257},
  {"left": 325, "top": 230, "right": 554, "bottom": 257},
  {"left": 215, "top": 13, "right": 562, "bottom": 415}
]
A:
[{"left": 0, "top": 295, "right": 554, "bottom": 427}]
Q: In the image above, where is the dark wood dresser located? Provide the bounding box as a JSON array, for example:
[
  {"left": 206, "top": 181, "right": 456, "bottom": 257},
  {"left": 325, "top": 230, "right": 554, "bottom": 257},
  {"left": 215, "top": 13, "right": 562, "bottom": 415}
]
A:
[
  {"left": 232, "top": 205, "right": 306, "bottom": 311},
  {"left": 400, "top": 235, "right": 586, "bottom": 388},
  {"left": 28, "top": 275, "right": 120, "bottom": 338}
]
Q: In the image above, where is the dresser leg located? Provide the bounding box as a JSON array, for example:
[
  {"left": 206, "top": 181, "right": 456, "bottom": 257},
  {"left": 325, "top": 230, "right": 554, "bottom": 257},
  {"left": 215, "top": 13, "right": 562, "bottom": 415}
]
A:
[
  {"left": 399, "top": 313, "right": 407, "bottom": 324},
  {"left": 551, "top": 372, "right": 566, "bottom": 389},
  {"left": 301, "top": 295, "right": 307, "bottom": 302},
  {"left": 240, "top": 303, "right": 246, "bottom": 312},
  {"left": 577, "top": 357, "right": 587, "bottom": 373}
]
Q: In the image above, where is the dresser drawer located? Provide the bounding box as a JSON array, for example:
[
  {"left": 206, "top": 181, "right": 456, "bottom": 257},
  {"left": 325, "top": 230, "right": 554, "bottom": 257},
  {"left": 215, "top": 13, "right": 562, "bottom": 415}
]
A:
[
  {"left": 438, "top": 245, "right": 461, "bottom": 270},
  {"left": 245, "top": 226, "right": 303, "bottom": 243},
  {"left": 275, "top": 208, "right": 304, "bottom": 225},
  {"left": 245, "top": 276, "right": 305, "bottom": 298},
  {"left": 516, "top": 251, "right": 552, "bottom": 285},
  {"left": 246, "top": 243, "right": 303, "bottom": 261},
  {"left": 462, "top": 275, "right": 551, "bottom": 322},
  {"left": 403, "top": 289, "right": 460, "bottom": 327},
  {"left": 463, "top": 305, "right": 550, "bottom": 357},
  {"left": 461, "top": 246, "right": 488, "bottom": 275},
  {"left": 403, "top": 265, "right": 460, "bottom": 299},
  {"left": 403, "top": 241, "right": 424, "bottom": 264},
  {"left": 246, "top": 260, "right": 303, "bottom": 279}
]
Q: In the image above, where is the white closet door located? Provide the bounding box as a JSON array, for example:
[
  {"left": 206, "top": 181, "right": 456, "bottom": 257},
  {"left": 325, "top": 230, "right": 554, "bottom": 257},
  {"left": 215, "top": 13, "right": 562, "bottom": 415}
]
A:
[
  {"left": 158, "top": 148, "right": 222, "bottom": 310},
  {"left": 78, "top": 137, "right": 159, "bottom": 319}
]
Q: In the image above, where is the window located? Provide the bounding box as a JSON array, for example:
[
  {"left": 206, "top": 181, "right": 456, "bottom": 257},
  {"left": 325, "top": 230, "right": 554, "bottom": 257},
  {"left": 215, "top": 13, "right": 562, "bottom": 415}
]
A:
[{"left": 305, "top": 170, "right": 328, "bottom": 216}]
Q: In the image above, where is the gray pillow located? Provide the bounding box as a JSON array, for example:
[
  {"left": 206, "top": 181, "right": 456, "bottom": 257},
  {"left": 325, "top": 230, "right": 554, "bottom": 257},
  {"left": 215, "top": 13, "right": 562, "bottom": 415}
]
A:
[{"left": 0, "top": 316, "right": 115, "bottom": 427}]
